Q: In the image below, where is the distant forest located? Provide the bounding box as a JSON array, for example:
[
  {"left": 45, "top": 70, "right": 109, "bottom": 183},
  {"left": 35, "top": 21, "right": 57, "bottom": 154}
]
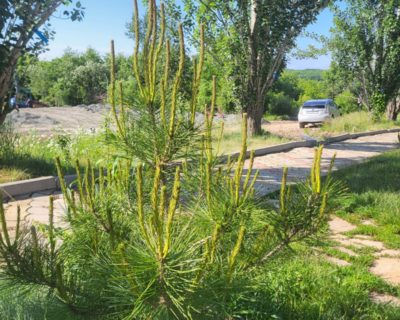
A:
[{"left": 286, "top": 69, "right": 325, "bottom": 81}]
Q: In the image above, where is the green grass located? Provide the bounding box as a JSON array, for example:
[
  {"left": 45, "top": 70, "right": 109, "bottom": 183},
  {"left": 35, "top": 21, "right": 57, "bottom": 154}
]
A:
[
  {"left": 257, "top": 148, "right": 400, "bottom": 318},
  {"left": 0, "top": 168, "right": 30, "bottom": 183},
  {"left": 253, "top": 252, "right": 400, "bottom": 319},
  {"left": 0, "top": 123, "right": 291, "bottom": 183},
  {"left": 215, "top": 123, "right": 291, "bottom": 154},
  {"left": 0, "top": 131, "right": 116, "bottom": 184},
  {"left": 317, "top": 111, "right": 400, "bottom": 136},
  {"left": 331, "top": 149, "right": 400, "bottom": 249}
]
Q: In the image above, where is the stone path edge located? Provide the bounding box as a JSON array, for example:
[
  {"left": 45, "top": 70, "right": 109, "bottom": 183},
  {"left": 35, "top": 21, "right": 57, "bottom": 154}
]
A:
[{"left": 1, "top": 128, "right": 399, "bottom": 200}]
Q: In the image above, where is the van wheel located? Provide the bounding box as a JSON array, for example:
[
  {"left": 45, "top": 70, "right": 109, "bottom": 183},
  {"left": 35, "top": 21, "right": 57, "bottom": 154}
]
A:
[{"left": 299, "top": 122, "right": 306, "bottom": 128}]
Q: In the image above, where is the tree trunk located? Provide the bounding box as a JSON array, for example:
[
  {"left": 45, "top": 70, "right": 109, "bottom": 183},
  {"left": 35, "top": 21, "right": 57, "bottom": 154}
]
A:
[
  {"left": 0, "top": 112, "right": 8, "bottom": 126},
  {"left": 386, "top": 97, "right": 399, "bottom": 121},
  {"left": 247, "top": 94, "right": 264, "bottom": 135},
  {"left": 0, "top": 65, "right": 17, "bottom": 126}
]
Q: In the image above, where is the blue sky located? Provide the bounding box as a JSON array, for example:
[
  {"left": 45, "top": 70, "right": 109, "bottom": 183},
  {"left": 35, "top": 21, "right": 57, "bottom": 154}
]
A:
[{"left": 41, "top": 0, "right": 332, "bottom": 70}]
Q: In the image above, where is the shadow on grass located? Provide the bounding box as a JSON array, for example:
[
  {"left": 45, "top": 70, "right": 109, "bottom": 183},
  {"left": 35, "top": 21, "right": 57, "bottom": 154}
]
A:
[
  {"left": 0, "top": 281, "right": 88, "bottom": 320},
  {"left": 332, "top": 149, "right": 400, "bottom": 193},
  {"left": 0, "top": 151, "right": 74, "bottom": 182}
]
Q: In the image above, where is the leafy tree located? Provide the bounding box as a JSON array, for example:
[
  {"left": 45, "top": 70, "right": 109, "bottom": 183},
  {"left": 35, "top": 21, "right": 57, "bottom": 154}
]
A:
[
  {"left": 28, "top": 49, "right": 108, "bottom": 105},
  {"left": 297, "top": 78, "right": 329, "bottom": 105},
  {"left": 329, "top": 0, "right": 400, "bottom": 120},
  {"left": 272, "top": 72, "right": 302, "bottom": 102},
  {"left": 182, "top": 0, "right": 330, "bottom": 135},
  {"left": 198, "top": 53, "right": 239, "bottom": 113},
  {"left": 0, "top": 0, "right": 84, "bottom": 124}
]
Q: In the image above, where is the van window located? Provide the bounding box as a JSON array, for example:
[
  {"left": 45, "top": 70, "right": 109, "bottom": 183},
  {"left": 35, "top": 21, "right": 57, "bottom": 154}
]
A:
[{"left": 302, "top": 104, "right": 325, "bottom": 109}]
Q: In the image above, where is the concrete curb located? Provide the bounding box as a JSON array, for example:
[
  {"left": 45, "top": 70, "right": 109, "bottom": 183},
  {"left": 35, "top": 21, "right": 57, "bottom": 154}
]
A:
[
  {"left": 320, "top": 128, "right": 400, "bottom": 145},
  {"left": 0, "top": 176, "right": 57, "bottom": 200},
  {"left": 1, "top": 128, "right": 399, "bottom": 200}
]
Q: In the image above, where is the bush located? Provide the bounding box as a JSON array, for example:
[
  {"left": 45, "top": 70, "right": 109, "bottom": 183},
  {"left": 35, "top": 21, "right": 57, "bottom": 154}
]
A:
[
  {"left": 297, "top": 78, "right": 329, "bottom": 105},
  {"left": 267, "top": 92, "right": 298, "bottom": 116},
  {"left": 335, "top": 90, "right": 359, "bottom": 114},
  {"left": 28, "top": 49, "right": 108, "bottom": 106}
]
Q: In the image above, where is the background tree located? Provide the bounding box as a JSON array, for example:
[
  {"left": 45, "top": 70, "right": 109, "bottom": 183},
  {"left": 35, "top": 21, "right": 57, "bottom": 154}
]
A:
[
  {"left": 27, "top": 48, "right": 108, "bottom": 105},
  {"left": 0, "top": 0, "right": 84, "bottom": 124},
  {"left": 182, "top": 0, "right": 330, "bottom": 135},
  {"left": 329, "top": 0, "right": 400, "bottom": 120}
]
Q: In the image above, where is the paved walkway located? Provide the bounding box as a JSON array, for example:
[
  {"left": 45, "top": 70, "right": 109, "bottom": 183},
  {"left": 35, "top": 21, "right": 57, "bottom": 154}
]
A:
[
  {"left": 247, "top": 132, "right": 399, "bottom": 194},
  {"left": 3, "top": 132, "right": 399, "bottom": 229}
]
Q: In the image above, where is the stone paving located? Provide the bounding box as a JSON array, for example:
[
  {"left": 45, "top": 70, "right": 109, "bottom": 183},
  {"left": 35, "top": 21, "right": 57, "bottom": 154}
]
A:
[
  {"left": 246, "top": 132, "right": 399, "bottom": 195},
  {"left": 328, "top": 216, "right": 400, "bottom": 307},
  {"left": 3, "top": 191, "right": 66, "bottom": 232}
]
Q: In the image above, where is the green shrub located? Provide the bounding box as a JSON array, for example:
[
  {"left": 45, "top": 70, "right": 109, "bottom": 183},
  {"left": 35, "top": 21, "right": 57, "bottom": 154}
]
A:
[
  {"left": 335, "top": 90, "right": 359, "bottom": 114},
  {"left": 28, "top": 49, "right": 108, "bottom": 106},
  {"left": 267, "top": 92, "right": 297, "bottom": 116}
]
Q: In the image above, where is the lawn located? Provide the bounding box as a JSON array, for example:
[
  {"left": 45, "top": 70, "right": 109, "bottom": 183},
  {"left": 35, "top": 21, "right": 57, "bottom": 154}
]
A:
[
  {"left": 1, "top": 148, "right": 399, "bottom": 319},
  {"left": 215, "top": 121, "right": 291, "bottom": 154}
]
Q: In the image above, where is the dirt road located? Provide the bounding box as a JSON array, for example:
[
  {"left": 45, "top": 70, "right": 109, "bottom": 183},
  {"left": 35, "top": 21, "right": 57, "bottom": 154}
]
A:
[
  {"left": 8, "top": 105, "right": 110, "bottom": 135},
  {"left": 8, "top": 106, "right": 314, "bottom": 139}
]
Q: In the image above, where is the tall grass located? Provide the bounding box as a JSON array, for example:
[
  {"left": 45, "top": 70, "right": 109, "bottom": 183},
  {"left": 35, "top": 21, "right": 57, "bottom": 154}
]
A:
[
  {"left": 215, "top": 123, "right": 290, "bottom": 154},
  {"left": 320, "top": 111, "right": 399, "bottom": 134},
  {"left": 0, "top": 130, "right": 115, "bottom": 183}
]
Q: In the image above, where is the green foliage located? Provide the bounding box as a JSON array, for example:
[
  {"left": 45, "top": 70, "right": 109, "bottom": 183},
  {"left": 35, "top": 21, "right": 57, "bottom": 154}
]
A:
[
  {"left": 0, "top": 130, "right": 116, "bottom": 184},
  {"left": 27, "top": 49, "right": 108, "bottom": 106},
  {"left": 320, "top": 111, "right": 399, "bottom": 134},
  {"left": 198, "top": 54, "right": 239, "bottom": 113},
  {"left": 0, "top": 2, "right": 342, "bottom": 319},
  {"left": 0, "top": 0, "right": 84, "bottom": 124},
  {"left": 181, "top": 0, "right": 329, "bottom": 134},
  {"left": 273, "top": 72, "right": 302, "bottom": 101},
  {"left": 286, "top": 69, "right": 325, "bottom": 81},
  {"left": 267, "top": 92, "right": 298, "bottom": 116},
  {"left": 329, "top": 0, "right": 400, "bottom": 119},
  {"left": 334, "top": 89, "right": 359, "bottom": 114},
  {"left": 0, "top": 120, "right": 17, "bottom": 157},
  {"left": 297, "top": 78, "right": 329, "bottom": 105},
  {"left": 371, "top": 91, "right": 387, "bottom": 120}
]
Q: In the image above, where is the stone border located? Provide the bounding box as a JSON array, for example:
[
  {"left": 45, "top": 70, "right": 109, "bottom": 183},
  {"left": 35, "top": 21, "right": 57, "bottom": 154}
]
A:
[{"left": 1, "top": 128, "right": 399, "bottom": 200}]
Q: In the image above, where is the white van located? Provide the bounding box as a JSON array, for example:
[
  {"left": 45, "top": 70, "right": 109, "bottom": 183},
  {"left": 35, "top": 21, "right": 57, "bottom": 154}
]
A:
[{"left": 298, "top": 99, "right": 340, "bottom": 128}]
